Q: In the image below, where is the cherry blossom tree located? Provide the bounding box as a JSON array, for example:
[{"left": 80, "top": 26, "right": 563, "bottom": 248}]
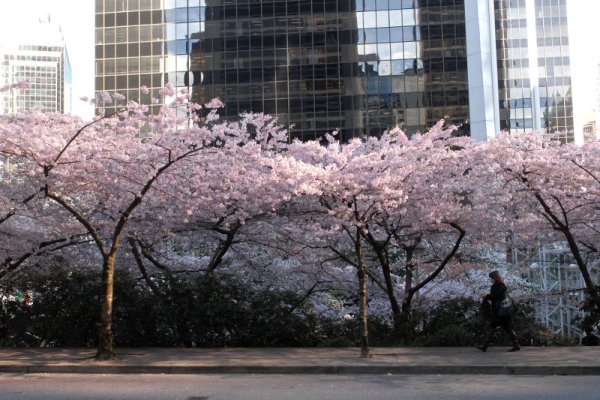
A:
[
  {"left": 0, "top": 86, "right": 256, "bottom": 359},
  {"left": 123, "top": 112, "right": 323, "bottom": 345},
  {"left": 273, "top": 122, "right": 474, "bottom": 352},
  {"left": 357, "top": 123, "right": 472, "bottom": 338},
  {"left": 0, "top": 87, "right": 329, "bottom": 358},
  {"left": 469, "top": 132, "right": 600, "bottom": 325}
]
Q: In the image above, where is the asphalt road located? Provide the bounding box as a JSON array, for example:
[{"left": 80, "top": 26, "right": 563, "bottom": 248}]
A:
[{"left": 0, "top": 373, "right": 597, "bottom": 400}]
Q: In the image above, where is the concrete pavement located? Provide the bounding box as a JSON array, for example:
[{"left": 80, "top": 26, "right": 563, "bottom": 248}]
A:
[{"left": 1, "top": 346, "right": 599, "bottom": 375}]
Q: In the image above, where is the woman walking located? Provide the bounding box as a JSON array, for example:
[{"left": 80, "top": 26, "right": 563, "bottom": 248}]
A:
[{"left": 476, "top": 270, "right": 520, "bottom": 352}]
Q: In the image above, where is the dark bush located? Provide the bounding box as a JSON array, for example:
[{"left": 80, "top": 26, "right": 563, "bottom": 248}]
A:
[
  {"left": 0, "top": 266, "right": 101, "bottom": 347},
  {"left": 0, "top": 267, "right": 568, "bottom": 348},
  {"left": 413, "top": 297, "right": 563, "bottom": 346},
  {"left": 0, "top": 267, "right": 330, "bottom": 347}
]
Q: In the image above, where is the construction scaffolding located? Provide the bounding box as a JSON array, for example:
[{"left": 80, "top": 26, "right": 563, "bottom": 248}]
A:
[{"left": 510, "top": 243, "right": 587, "bottom": 339}]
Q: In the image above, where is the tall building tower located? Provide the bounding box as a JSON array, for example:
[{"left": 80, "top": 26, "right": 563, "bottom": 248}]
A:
[
  {"left": 94, "top": 0, "right": 574, "bottom": 141},
  {"left": 95, "top": 0, "right": 470, "bottom": 141},
  {"left": 95, "top": 0, "right": 165, "bottom": 115},
  {"left": 0, "top": 16, "right": 72, "bottom": 115},
  {"left": 495, "top": 0, "right": 574, "bottom": 140}
]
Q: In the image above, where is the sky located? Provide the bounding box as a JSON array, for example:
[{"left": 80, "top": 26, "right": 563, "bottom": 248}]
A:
[{"left": 0, "top": 0, "right": 598, "bottom": 123}]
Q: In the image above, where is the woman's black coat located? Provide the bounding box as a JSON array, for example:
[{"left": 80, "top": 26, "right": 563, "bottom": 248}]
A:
[{"left": 484, "top": 282, "right": 510, "bottom": 326}]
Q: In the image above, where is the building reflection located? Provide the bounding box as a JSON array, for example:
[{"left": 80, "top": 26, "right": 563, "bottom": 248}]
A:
[
  {"left": 94, "top": 0, "right": 572, "bottom": 141},
  {"left": 174, "top": 0, "right": 469, "bottom": 140}
]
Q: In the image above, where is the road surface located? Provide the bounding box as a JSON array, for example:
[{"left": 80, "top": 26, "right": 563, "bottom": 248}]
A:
[{"left": 0, "top": 373, "right": 595, "bottom": 400}]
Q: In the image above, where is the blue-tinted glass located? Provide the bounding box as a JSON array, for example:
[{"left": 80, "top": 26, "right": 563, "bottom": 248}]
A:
[
  {"left": 379, "top": 77, "right": 391, "bottom": 91},
  {"left": 403, "top": 26, "right": 415, "bottom": 41},
  {"left": 404, "top": 59, "right": 417, "bottom": 74},
  {"left": 356, "top": 29, "right": 365, "bottom": 44},
  {"left": 176, "top": 7, "right": 187, "bottom": 23},
  {"left": 165, "top": 8, "right": 176, "bottom": 23},
  {"left": 377, "top": 28, "right": 390, "bottom": 42},
  {"left": 389, "top": 0, "right": 402, "bottom": 9},
  {"left": 176, "top": 39, "right": 187, "bottom": 54},
  {"left": 188, "top": 7, "right": 200, "bottom": 22},
  {"left": 377, "top": 0, "right": 389, "bottom": 10},
  {"left": 364, "top": 28, "right": 377, "bottom": 43},
  {"left": 392, "top": 60, "right": 404, "bottom": 75},
  {"left": 166, "top": 40, "right": 177, "bottom": 55},
  {"left": 390, "top": 27, "right": 403, "bottom": 41},
  {"left": 365, "top": 0, "right": 376, "bottom": 10}
]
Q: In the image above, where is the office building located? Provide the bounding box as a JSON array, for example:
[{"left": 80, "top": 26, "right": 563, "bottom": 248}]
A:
[
  {"left": 94, "top": 0, "right": 575, "bottom": 141},
  {"left": 494, "top": 0, "right": 574, "bottom": 141},
  {"left": 0, "top": 16, "right": 72, "bottom": 115}
]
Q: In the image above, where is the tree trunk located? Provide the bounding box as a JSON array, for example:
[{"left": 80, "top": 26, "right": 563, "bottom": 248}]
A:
[
  {"left": 399, "top": 252, "right": 416, "bottom": 341},
  {"left": 354, "top": 229, "right": 369, "bottom": 358},
  {"left": 379, "top": 256, "right": 403, "bottom": 335},
  {"left": 364, "top": 234, "right": 403, "bottom": 337},
  {"left": 96, "top": 254, "right": 116, "bottom": 360},
  {"left": 357, "top": 263, "right": 369, "bottom": 358},
  {"left": 533, "top": 193, "right": 600, "bottom": 306},
  {"left": 562, "top": 227, "right": 596, "bottom": 294}
]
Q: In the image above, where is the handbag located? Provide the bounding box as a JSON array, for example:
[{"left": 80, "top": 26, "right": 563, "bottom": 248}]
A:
[{"left": 497, "top": 294, "right": 515, "bottom": 317}]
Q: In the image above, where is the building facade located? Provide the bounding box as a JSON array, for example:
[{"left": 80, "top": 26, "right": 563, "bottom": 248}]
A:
[
  {"left": 94, "top": 0, "right": 574, "bottom": 141},
  {"left": 494, "top": 0, "right": 574, "bottom": 141},
  {"left": 0, "top": 17, "right": 72, "bottom": 115}
]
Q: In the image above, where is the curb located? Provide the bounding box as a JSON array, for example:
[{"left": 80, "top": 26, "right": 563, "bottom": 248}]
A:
[{"left": 1, "top": 364, "right": 600, "bottom": 375}]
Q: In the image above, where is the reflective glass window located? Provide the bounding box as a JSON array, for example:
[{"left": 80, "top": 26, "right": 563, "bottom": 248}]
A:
[
  {"left": 115, "top": 27, "right": 127, "bottom": 43},
  {"left": 105, "top": 27, "right": 116, "bottom": 43},
  {"left": 402, "top": 9, "right": 415, "bottom": 26},
  {"left": 379, "top": 61, "right": 391, "bottom": 75},
  {"left": 176, "top": 8, "right": 188, "bottom": 23},
  {"left": 365, "top": 0, "right": 377, "bottom": 10},
  {"left": 377, "top": 0, "right": 389, "bottom": 10},
  {"left": 363, "top": 12, "right": 377, "bottom": 28},
  {"left": 377, "top": 28, "right": 390, "bottom": 42},
  {"left": 176, "top": 39, "right": 187, "bottom": 54},
  {"left": 390, "top": 27, "right": 403, "bottom": 41},
  {"left": 116, "top": 59, "right": 128, "bottom": 74},
  {"left": 364, "top": 28, "right": 377, "bottom": 43},
  {"left": 389, "top": 10, "right": 402, "bottom": 26},
  {"left": 140, "top": 25, "right": 152, "bottom": 41},
  {"left": 128, "top": 26, "right": 139, "bottom": 42},
  {"left": 378, "top": 43, "right": 391, "bottom": 59},
  {"left": 390, "top": 42, "right": 403, "bottom": 59},
  {"left": 403, "top": 26, "right": 415, "bottom": 42},
  {"left": 165, "top": 9, "right": 176, "bottom": 23},
  {"left": 176, "top": 24, "right": 187, "bottom": 39},
  {"left": 376, "top": 11, "right": 389, "bottom": 27}
]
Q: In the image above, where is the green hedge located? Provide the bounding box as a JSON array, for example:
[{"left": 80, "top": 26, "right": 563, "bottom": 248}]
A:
[
  {"left": 414, "top": 297, "right": 567, "bottom": 346},
  {"left": 0, "top": 266, "right": 565, "bottom": 347}
]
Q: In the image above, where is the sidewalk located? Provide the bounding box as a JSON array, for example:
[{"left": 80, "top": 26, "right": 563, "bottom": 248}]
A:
[{"left": 1, "top": 346, "right": 599, "bottom": 375}]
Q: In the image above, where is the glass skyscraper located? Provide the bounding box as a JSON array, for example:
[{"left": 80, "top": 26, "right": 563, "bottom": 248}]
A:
[
  {"left": 1, "top": 17, "right": 72, "bottom": 115},
  {"left": 495, "top": 0, "right": 573, "bottom": 141},
  {"left": 94, "top": 0, "right": 575, "bottom": 141}
]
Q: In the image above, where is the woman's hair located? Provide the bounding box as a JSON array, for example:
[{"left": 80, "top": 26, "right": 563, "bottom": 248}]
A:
[{"left": 489, "top": 270, "right": 504, "bottom": 284}]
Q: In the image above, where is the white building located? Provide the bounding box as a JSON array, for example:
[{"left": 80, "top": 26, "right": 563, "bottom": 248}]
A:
[
  {"left": 0, "top": 16, "right": 72, "bottom": 115},
  {"left": 467, "top": 0, "right": 577, "bottom": 143}
]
